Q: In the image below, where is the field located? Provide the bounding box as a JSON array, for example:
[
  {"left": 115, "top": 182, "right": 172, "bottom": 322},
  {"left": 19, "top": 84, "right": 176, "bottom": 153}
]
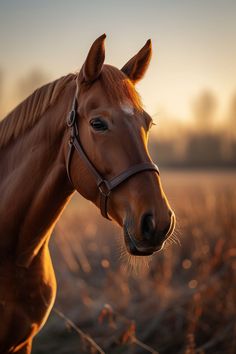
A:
[{"left": 33, "top": 170, "right": 236, "bottom": 354}]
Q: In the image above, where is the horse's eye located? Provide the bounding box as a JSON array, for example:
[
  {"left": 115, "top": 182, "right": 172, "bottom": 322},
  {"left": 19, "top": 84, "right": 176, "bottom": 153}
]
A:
[{"left": 90, "top": 118, "right": 108, "bottom": 131}]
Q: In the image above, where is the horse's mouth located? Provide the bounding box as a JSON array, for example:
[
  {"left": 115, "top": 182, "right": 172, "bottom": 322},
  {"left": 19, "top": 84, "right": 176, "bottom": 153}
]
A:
[{"left": 123, "top": 225, "right": 162, "bottom": 256}]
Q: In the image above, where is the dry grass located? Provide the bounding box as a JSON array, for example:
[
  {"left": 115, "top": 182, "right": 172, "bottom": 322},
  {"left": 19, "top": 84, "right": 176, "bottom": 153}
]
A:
[{"left": 33, "top": 170, "right": 236, "bottom": 354}]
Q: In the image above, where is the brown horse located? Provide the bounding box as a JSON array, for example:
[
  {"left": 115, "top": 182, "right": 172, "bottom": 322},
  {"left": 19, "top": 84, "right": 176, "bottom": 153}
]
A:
[{"left": 0, "top": 34, "right": 175, "bottom": 353}]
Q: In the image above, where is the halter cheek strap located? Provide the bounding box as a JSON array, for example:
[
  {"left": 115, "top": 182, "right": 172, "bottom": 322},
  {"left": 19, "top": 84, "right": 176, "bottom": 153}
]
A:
[{"left": 66, "top": 94, "right": 159, "bottom": 220}]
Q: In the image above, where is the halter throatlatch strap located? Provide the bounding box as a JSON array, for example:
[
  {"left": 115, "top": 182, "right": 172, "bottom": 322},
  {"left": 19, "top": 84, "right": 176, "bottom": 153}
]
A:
[{"left": 66, "top": 94, "right": 160, "bottom": 220}]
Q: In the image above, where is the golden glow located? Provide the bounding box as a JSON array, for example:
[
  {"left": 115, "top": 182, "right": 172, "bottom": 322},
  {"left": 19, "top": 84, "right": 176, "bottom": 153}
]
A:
[{"left": 0, "top": 1, "right": 235, "bottom": 124}]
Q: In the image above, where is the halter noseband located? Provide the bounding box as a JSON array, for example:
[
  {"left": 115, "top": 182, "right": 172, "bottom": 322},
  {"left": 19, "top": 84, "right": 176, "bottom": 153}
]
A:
[{"left": 66, "top": 92, "right": 159, "bottom": 220}]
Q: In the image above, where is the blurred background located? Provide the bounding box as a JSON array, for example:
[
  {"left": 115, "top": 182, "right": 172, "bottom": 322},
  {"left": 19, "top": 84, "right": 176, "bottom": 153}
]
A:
[{"left": 1, "top": 1, "right": 236, "bottom": 353}]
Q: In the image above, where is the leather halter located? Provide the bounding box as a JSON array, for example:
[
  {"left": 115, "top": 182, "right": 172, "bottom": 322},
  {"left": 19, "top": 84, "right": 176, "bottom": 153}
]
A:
[{"left": 66, "top": 93, "right": 159, "bottom": 220}]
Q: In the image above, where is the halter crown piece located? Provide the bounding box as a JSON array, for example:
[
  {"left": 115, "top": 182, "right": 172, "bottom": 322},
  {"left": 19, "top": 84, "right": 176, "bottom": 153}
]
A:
[{"left": 66, "top": 86, "right": 159, "bottom": 220}]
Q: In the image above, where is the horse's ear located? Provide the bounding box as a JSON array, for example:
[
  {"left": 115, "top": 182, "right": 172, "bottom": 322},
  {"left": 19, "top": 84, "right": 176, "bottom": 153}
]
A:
[
  {"left": 121, "top": 39, "right": 152, "bottom": 84},
  {"left": 82, "top": 34, "right": 106, "bottom": 83}
]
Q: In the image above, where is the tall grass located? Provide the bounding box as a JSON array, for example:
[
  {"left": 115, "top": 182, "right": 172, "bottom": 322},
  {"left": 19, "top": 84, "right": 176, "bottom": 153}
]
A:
[{"left": 33, "top": 171, "right": 236, "bottom": 354}]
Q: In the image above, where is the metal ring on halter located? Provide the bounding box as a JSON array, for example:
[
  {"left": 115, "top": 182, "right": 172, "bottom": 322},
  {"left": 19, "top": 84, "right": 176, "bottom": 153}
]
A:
[
  {"left": 67, "top": 110, "right": 76, "bottom": 127},
  {"left": 98, "top": 180, "right": 111, "bottom": 197}
]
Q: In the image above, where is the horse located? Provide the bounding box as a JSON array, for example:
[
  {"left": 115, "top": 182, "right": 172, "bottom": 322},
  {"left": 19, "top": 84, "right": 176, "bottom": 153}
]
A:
[{"left": 0, "top": 34, "right": 175, "bottom": 353}]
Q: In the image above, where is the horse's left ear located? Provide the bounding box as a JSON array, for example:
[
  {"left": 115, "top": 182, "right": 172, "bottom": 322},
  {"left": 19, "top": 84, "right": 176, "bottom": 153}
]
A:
[
  {"left": 121, "top": 39, "right": 152, "bottom": 84},
  {"left": 82, "top": 33, "right": 106, "bottom": 83}
]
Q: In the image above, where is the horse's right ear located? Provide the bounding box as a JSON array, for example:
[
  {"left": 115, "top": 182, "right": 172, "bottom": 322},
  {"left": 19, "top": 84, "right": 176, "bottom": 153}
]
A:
[{"left": 82, "top": 34, "right": 106, "bottom": 83}]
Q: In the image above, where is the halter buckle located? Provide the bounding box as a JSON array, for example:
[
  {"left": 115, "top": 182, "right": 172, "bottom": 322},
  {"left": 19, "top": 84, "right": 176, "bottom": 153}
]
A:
[
  {"left": 68, "top": 136, "right": 74, "bottom": 146},
  {"left": 98, "top": 180, "right": 111, "bottom": 197}
]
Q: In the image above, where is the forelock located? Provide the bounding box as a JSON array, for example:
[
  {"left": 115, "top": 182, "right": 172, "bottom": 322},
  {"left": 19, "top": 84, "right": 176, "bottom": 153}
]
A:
[{"left": 99, "top": 65, "right": 143, "bottom": 110}]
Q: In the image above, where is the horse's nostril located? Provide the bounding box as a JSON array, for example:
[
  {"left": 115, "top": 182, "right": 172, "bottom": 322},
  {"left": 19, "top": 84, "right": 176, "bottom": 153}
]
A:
[{"left": 141, "top": 213, "right": 155, "bottom": 241}]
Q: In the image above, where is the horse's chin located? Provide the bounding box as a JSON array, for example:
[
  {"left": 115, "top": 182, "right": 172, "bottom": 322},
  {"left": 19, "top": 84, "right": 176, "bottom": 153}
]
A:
[{"left": 123, "top": 225, "right": 162, "bottom": 257}]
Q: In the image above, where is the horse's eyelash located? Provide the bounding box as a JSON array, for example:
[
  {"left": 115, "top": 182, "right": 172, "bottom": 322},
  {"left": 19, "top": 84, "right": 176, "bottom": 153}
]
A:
[{"left": 149, "top": 120, "right": 156, "bottom": 129}]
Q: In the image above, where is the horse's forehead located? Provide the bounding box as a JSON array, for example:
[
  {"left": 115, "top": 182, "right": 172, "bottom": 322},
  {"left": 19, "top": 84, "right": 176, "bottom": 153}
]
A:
[{"left": 83, "top": 93, "right": 137, "bottom": 117}]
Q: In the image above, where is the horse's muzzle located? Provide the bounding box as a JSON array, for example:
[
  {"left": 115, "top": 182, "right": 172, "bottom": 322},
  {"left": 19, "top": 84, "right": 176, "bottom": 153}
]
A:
[{"left": 123, "top": 212, "right": 175, "bottom": 256}]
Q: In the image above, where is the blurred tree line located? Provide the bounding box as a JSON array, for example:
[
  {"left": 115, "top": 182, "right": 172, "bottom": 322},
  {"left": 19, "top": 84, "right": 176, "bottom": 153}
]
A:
[
  {"left": 150, "top": 91, "right": 236, "bottom": 168},
  {"left": 0, "top": 67, "right": 235, "bottom": 168},
  {"left": 0, "top": 67, "right": 49, "bottom": 119},
  {"left": 0, "top": 69, "right": 3, "bottom": 118}
]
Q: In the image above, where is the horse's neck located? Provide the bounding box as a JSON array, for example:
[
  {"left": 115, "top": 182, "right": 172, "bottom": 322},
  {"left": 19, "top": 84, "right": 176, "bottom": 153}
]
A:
[{"left": 0, "top": 82, "right": 75, "bottom": 268}]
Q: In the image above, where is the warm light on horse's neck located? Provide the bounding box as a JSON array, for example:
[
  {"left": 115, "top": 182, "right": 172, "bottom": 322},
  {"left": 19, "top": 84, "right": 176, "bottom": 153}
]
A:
[{"left": 14, "top": 82, "right": 77, "bottom": 268}]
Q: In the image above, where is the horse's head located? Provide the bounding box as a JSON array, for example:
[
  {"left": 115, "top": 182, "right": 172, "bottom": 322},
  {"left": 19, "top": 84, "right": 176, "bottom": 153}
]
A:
[{"left": 67, "top": 34, "right": 175, "bottom": 256}]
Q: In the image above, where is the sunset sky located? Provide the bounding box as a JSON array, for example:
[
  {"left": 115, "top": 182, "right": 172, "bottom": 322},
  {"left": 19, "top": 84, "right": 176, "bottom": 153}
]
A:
[{"left": 0, "top": 0, "right": 235, "bottom": 121}]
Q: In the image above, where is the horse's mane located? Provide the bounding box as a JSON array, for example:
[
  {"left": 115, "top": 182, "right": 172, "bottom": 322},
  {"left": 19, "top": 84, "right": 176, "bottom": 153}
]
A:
[
  {"left": 0, "top": 65, "right": 142, "bottom": 149},
  {"left": 0, "top": 74, "right": 76, "bottom": 148}
]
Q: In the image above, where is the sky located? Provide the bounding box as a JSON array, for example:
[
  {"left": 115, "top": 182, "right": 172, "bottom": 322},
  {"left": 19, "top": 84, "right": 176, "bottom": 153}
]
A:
[{"left": 0, "top": 0, "right": 236, "bottom": 121}]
